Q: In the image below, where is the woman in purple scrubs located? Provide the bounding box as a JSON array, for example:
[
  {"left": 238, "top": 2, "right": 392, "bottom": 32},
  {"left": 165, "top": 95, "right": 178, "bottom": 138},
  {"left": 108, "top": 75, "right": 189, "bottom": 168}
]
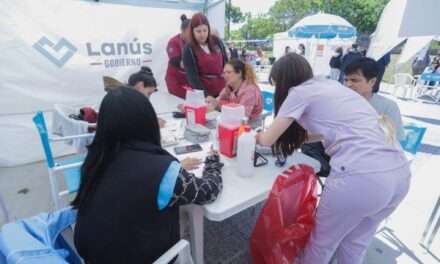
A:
[{"left": 256, "top": 53, "right": 410, "bottom": 264}]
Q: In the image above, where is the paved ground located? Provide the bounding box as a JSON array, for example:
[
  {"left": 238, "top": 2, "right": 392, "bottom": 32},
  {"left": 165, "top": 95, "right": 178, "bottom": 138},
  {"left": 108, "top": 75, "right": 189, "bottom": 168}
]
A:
[{"left": 0, "top": 82, "right": 439, "bottom": 263}]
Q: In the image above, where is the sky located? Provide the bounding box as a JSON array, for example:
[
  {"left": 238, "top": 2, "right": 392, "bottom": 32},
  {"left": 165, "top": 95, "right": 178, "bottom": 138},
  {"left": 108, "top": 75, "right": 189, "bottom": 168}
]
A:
[
  {"left": 229, "top": 0, "right": 278, "bottom": 30},
  {"left": 231, "top": 0, "right": 278, "bottom": 16}
]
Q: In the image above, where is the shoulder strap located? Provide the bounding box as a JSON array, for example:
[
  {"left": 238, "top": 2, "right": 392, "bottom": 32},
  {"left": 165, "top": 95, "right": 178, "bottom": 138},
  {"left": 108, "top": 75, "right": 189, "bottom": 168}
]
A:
[{"left": 188, "top": 45, "right": 200, "bottom": 76}]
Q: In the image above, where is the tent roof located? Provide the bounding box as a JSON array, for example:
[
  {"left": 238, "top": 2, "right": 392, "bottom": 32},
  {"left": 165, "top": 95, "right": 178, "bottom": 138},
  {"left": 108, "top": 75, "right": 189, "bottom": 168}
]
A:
[
  {"left": 367, "top": 0, "right": 407, "bottom": 60},
  {"left": 287, "top": 13, "right": 356, "bottom": 39},
  {"left": 368, "top": 0, "right": 439, "bottom": 60},
  {"left": 81, "top": 0, "right": 212, "bottom": 11},
  {"left": 290, "top": 13, "right": 354, "bottom": 30},
  {"left": 398, "top": 0, "right": 440, "bottom": 38},
  {"left": 397, "top": 36, "right": 433, "bottom": 66}
]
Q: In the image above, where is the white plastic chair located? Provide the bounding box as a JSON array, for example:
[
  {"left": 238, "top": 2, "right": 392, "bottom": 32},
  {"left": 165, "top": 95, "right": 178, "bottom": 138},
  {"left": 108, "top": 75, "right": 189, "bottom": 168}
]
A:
[
  {"left": 33, "top": 111, "right": 95, "bottom": 209},
  {"left": 415, "top": 77, "right": 440, "bottom": 103},
  {"left": 153, "top": 239, "right": 194, "bottom": 264},
  {"left": 63, "top": 224, "right": 194, "bottom": 264},
  {"left": 393, "top": 73, "right": 416, "bottom": 99},
  {"left": 53, "top": 104, "right": 97, "bottom": 152}
]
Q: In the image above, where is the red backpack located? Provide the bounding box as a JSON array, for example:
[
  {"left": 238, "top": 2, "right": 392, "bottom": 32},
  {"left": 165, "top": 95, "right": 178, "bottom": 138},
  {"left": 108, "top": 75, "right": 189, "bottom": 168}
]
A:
[{"left": 79, "top": 107, "right": 97, "bottom": 132}]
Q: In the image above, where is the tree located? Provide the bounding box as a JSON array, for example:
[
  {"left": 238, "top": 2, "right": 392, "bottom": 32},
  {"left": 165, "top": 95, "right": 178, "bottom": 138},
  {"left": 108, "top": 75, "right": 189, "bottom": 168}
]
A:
[
  {"left": 239, "top": 15, "right": 283, "bottom": 40},
  {"left": 225, "top": 1, "right": 244, "bottom": 39},
  {"left": 229, "top": 29, "right": 242, "bottom": 40},
  {"left": 267, "top": 0, "right": 388, "bottom": 34},
  {"left": 322, "top": 0, "right": 389, "bottom": 34},
  {"left": 269, "top": 0, "right": 322, "bottom": 31},
  {"left": 234, "top": 0, "right": 389, "bottom": 41}
]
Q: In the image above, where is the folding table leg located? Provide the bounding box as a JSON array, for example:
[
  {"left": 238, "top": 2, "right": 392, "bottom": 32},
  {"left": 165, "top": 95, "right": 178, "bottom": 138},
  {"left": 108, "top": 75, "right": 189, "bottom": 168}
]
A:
[
  {"left": 427, "top": 215, "right": 440, "bottom": 249},
  {"left": 421, "top": 197, "right": 440, "bottom": 246},
  {"left": 187, "top": 205, "right": 204, "bottom": 264}
]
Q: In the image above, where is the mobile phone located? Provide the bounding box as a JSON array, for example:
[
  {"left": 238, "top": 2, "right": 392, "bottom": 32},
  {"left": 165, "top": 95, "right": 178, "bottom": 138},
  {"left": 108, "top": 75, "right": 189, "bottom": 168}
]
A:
[
  {"left": 174, "top": 144, "right": 203, "bottom": 155},
  {"left": 172, "top": 111, "right": 186, "bottom": 119}
]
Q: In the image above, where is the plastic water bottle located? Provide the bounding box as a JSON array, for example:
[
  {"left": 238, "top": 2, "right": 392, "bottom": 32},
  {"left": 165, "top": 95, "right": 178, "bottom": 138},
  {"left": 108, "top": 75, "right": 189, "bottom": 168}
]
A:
[{"left": 237, "top": 122, "right": 256, "bottom": 178}]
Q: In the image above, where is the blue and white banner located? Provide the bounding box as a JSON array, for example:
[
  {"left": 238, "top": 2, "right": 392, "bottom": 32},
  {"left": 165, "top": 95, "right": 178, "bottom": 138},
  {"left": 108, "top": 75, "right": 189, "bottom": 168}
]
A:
[{"left": 0, "top": 0, "right": 224, "bottom": 166}]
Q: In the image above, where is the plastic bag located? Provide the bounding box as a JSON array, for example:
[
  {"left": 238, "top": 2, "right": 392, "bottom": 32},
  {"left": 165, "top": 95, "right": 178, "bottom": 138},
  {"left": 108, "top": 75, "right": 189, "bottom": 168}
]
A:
[
  {"left": 250, "top": 164, "right": 318, "bottom": 264},
  {"left": 400, "top": 124, "right": 427, "bottom": 154}
]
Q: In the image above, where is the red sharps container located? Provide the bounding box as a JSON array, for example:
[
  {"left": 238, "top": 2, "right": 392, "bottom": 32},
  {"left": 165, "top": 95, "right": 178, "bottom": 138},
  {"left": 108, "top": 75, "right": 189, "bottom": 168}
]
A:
[
  {"left": 217, "top": 103, "right": 245, "bottom": 157},
  {"left": 184, "top": 89, "right": 207, "bottom": 126}
]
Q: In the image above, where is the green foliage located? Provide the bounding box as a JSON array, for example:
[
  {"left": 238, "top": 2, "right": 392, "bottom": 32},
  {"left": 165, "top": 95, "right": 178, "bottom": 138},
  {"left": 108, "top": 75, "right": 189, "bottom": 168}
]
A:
[
  {"left": 239, "top": 15, "right": 283, "bottom": 40},
  {"left": 226, "top": 0, "right": 244, "bottom": 24},
  {"left": 225, "top": 0, "right": 244, "bottom": 39},
  {"left": 235, "top": 0, "right": 390, "bottom": 40},
  {"left": 322, "top": 0, "right": 389, "bottom": 34},
  {"left": 229, "top": 29, "right": 243, "bottom": 40},
  {"left": 269, "top": 0, "right": 322, "bottom": 31}
]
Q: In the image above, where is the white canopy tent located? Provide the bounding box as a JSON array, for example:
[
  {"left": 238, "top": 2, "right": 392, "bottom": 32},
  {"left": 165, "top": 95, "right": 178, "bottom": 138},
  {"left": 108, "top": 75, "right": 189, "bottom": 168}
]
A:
[
  {"left": 397, "top": 36, "right": 433, "bottom": 66},
  {"left": 0, "top": 0, "right": 225, "bottom": 167},
  {"left": 367, "top": 0, "right": 407, "bottom": 60},
  {"left": 273, "top": 13, "right": 356, "bottom": 76},
  {"left": 368, "top": 0, "right": 439, "bottom": 63},
  {"left": 398, "top": 0, "right": 440, "bottom": 38}
]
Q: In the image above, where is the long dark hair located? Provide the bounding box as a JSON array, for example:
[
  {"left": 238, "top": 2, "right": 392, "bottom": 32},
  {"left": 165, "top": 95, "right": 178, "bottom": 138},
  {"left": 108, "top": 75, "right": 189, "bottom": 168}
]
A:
[
  {"left": 269, "top": 53, "right": 313, "bottom": 158},
  {"left": 128, "top": 66, "right": 157, "bottom": 88},
  {"left": 71, "top": 86, "right": 161, "bottom": 209}
]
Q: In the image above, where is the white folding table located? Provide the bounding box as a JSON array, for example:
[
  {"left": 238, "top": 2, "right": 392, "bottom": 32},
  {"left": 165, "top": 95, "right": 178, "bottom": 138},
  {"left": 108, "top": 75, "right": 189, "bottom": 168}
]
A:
[
  {"left": 175, "top": 143, "right": 320, "bottom": 264},
  {"left": 153, "top": 91, "right": 321, "bottom": 264}
]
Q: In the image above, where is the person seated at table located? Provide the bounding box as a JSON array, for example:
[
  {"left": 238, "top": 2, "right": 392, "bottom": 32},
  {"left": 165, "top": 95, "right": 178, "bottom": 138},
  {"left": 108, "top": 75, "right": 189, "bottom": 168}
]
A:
[
  {"left": 344, "top": 57, "right": 404, "bottom": 140},
  {"left": 206, "top": 59, "right": 263, "bottom": 123},
  {"left": 72, "top": 87, "right": 223, "bottom": 264},
  {"left": 339, "top": 43, "right": 363, "bottom": 83},
  {"left": 302, "top": 58, "right": 405, "bottom": 178},
  {"left": 128, "top": 66, "right": 168, "bottom": 128},
  {"left": 128, "top": 66, "right": 158, "bottom": 98}
]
